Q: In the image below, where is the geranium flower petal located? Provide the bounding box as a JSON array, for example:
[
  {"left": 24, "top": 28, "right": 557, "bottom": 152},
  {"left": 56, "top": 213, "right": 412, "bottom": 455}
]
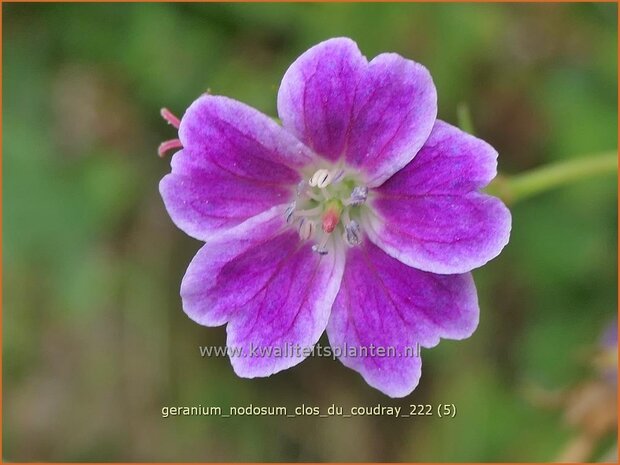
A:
[
  {"left": 277, "top": 38, "right": 436, "bottom": 183},
  {"left": 160, "top": 150, "right": 294, "bottom": 241},
  {"left": 377, "top": 120, "right": 500, "bottom": 194},
  {"left": 327, "top": 240, "right": 479, "bottom": 398},
  {"left": 277, "top": 37, "right": 366, "bottom": 161},
  {"left": 367, "top": 121, "right": 511, "bottom": 274},
  {"left": 160, "top": 95, "right": 315, "bottom": 241},
  {"left": 344, "top": 53, "right": 437, "bottom": 187},
  {"left": 181, "top": 205, "right": 346, "bottom": 377}
]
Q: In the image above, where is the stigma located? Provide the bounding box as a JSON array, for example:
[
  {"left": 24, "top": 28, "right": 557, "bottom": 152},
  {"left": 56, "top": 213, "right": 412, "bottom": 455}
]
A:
[
  {"left": 158, "top": 107, "right": 183, "bottom": 157},
  {"left": 285, "top": 167, "right": 368, "bottom": 255}
]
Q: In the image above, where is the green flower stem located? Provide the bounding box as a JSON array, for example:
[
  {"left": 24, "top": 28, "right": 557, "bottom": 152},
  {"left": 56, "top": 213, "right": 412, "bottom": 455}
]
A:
[{"left": 486, "top": 151, "right": 617, "bottom": 204}]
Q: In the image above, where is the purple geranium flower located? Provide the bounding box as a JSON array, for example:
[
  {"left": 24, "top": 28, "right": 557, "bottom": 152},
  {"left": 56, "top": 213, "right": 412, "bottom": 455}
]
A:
[{"left": 158, "top": 38, "right": 511, "bottom": 397}]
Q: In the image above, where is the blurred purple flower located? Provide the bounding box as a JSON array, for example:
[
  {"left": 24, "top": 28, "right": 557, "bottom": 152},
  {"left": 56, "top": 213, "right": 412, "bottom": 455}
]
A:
[
  {"left": 598, "top": 318, "right": 617, "bottom": 385},
  {"left": 600, "top": 319, "right": 617, "bottom": 349},
  {"left": 159, "top": 38, "right": 511, "bottom": 397}
]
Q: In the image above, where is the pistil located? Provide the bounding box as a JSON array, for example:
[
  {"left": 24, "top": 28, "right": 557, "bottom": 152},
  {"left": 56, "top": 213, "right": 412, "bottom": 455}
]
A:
[
  {"left": 321, "top": 199, "right": 343, "bottom": 233},
  {"left": 158, "top": 139, "right": 183, "bottom": 158},
  {"left": 160, "top": 108, "right": 181, "bottom": 129},
  {"left": 158, "top": 108, "right": 183, "bottom": 157}
]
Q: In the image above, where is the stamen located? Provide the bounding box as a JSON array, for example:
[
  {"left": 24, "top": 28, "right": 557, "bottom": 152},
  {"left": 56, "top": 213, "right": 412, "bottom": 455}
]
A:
[
  {"left": 312, "top": 234, "right": 330, "bottom": 255},
  {"left": 290, "top": 168, "right": 367, "bottom": 252},
  {"left": 297, "top": 181, "right": 322, "bottom": 202},
  {"left": 309, "top": 168, "right": 343, "bottom": 188},
  {"left": 306, "top": 190, "right": 323, "bottom": 202},
  {"left": 342, "top": 208, "right": 351, "bottom": 225},
  {"left": 331, "top": 169, "right": 345, "bottom": 184},
  {"left": 311, "top": 245, "right": 328, "bottom": 255},
  {"left": 158, "top": 138, "right": 183, "bottom": 157},
  {"left": 345, "top": 186, "right": 369, "bottom": 206},
  {"left": 309, "top": 169, "right": 331, "bottom": 188},
  {"left": 285, "top": 202, "right": 297, "bottom": 223},
  {"left": 294, "top": 205, "right": 323, "bottom": 217},
  {"left": 343, "top": 220, "right": 362, "bottom": 246},
  {"left": 298, "top": 219, "right": 316, "bottom": 241},
  {"left": 296, "top": 180, "right": 309, "bottom": 196},
  {"left": 160, "top": 108, "right": 181, "bottom": 129}
]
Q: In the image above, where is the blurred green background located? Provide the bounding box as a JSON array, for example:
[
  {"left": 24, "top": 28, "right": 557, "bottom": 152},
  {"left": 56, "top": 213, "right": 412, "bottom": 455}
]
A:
[{"left": 3, "top": 2, "right": 618, "bottom": 462}]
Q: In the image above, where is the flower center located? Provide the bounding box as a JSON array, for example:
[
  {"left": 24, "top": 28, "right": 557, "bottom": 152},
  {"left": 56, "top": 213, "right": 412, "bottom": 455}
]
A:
[{"left": 285, "top": 167, "right": 369, "bottom": 255}]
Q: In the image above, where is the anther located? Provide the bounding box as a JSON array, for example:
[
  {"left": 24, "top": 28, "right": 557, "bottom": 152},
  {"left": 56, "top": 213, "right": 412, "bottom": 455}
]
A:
[
  {"left": 331, "top": 169, "right": 345, "bottom": 184},
  {"left": 312, "top": 234, "right": 330, "bottom": 255},
  {"left": 160, "top": 108, "right": 181, "bottom": 129},
  {"left": 296, "top": 180, "right": 309, "bottom": 196},
  {"left": 298, "top": 219, "right": 316, "bottom": 241},
  {"left": 346, "top": 186, "right": 369, "bottom": 206},
  {"left": 285, "top": 202, "right": 297, "bottom": 223},
  {"left": 311, "top": 244, "right": 328, "bottom": 255},
  {"left": 309, "top": 169, "right": 332, "bottom": 188},
  {"left": 343, "top": 220, "right": 362, "bottom": 246}
]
